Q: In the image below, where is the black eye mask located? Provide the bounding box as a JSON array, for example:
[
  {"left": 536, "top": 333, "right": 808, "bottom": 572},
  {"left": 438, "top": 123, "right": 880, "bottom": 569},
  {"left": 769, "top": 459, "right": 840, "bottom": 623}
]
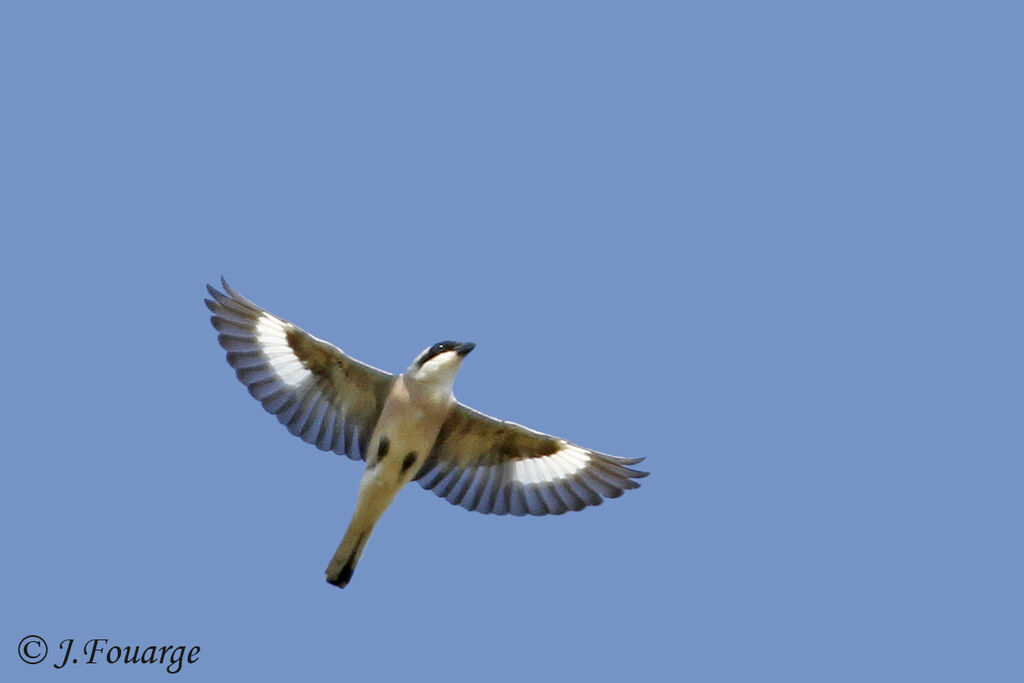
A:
[{"left": 417, "top": 341, "right": 461, "bottom": 367}]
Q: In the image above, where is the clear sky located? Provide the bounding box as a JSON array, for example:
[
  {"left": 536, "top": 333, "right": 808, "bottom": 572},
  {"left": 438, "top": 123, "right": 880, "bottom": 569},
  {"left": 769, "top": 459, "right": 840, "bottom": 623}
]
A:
[{"left": 2, "top": 2, "right": 1021, "bottom": 681}]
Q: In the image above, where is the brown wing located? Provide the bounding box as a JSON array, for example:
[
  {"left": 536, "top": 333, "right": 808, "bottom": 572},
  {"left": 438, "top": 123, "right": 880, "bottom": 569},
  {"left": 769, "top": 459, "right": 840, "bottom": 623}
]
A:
[
  {"left": 205, "top": 279, "right": 395, "bottom": 461},
  {"left": 415, "top": 402, "right": 648, "bottom": 516}
]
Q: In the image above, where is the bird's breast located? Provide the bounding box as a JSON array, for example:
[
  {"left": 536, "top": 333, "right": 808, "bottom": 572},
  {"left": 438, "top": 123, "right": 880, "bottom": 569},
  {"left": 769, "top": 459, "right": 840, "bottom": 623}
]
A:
[{"left": 365, "top": 385, "right": 452, "bottom": 485}]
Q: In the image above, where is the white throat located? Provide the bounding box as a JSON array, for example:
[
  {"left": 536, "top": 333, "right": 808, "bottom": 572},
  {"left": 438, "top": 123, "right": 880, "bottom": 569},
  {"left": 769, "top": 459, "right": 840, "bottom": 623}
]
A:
[{"left": 404, "top": 351, "right": 463, "bottom": 400}]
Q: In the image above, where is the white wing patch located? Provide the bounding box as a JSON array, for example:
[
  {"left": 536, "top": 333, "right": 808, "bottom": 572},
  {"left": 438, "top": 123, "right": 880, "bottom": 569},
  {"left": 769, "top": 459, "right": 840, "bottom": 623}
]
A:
[
  {"left": 255, "top": 313, "right": 312, "bottom": 387},
  {"left": 512, "top": 443, "right": 591, "bottom": 485}
]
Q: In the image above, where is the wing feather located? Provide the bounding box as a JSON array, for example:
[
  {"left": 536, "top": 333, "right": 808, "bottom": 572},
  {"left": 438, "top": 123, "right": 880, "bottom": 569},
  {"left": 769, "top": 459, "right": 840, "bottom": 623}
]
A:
[
  {"left": 205, "top": 279, "right": 394, "bottom": 461},
  {"left": 416, "top": 402, "right": 647, "bottom": 516}
]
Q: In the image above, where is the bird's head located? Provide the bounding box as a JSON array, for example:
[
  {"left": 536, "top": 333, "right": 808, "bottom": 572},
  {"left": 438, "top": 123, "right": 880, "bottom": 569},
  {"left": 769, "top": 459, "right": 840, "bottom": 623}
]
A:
[{"left": 405, "top": 340, "right": 475, "bottom": 388}]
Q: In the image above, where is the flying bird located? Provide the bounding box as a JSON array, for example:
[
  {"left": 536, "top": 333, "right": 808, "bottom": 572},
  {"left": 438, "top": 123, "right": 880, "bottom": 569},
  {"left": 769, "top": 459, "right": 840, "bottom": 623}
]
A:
[{"left": 205, "top": 279, "right": 648, "bottom": 588}]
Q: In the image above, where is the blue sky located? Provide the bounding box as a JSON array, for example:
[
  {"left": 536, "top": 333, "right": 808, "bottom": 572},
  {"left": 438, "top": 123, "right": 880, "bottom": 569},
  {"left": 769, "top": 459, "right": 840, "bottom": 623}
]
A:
[{"left": 2, "top": 2, "right": 1021, "bottom": 681}]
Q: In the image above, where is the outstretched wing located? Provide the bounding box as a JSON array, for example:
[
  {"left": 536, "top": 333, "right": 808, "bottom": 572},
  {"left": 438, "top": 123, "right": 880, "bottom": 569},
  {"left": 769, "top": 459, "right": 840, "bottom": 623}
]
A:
[
  {"left": 205, "top": 279, "right": 395, "bottom": 461},
  {"left": 415, "top": 402, "right": 648, "bottom": 516}
]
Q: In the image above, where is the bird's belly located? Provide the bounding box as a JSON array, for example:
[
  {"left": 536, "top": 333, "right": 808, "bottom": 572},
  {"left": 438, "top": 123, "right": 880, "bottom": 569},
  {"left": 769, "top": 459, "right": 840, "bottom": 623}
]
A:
[{"left": 363, "top": 424, "right": 437, "bottom": 486}]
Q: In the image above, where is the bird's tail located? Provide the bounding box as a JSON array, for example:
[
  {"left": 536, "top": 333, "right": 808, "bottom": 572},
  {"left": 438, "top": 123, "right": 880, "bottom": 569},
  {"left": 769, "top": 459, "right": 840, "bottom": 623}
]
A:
[
  {"left": 325, "top": 461, "right": 405, "bottom": 589},
  {"left": 325, "top": 516, "right": 376, "bottom": 589}
]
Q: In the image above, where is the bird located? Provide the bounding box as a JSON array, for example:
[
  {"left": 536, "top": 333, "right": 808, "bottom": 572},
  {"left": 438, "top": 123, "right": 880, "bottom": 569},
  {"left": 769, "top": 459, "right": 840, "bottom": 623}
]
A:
[{"left": 205, "top": 279, "right": 648, "bottom": 589}]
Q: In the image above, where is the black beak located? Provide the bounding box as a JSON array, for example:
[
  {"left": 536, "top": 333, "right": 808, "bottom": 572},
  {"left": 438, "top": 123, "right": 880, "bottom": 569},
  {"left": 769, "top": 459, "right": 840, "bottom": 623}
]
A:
[{"left": 456, "top": 342, "right": 476, "bottom": 356}]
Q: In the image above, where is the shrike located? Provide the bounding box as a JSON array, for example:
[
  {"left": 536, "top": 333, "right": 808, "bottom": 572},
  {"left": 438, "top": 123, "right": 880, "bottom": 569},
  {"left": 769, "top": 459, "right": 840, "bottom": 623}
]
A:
[{"left": 205, "top": 279, "right": 648, "bottom": 588}]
